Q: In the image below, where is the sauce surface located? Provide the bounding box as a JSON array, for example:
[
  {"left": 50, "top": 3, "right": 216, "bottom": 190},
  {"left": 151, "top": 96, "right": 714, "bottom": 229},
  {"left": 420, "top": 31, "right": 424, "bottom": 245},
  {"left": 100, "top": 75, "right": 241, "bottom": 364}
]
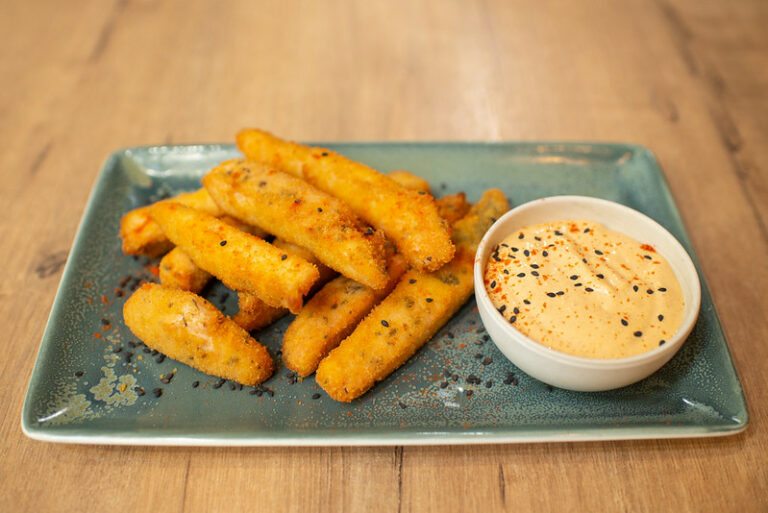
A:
[{"left": 484, "top": 220, "right": 685, "bottom": 359}]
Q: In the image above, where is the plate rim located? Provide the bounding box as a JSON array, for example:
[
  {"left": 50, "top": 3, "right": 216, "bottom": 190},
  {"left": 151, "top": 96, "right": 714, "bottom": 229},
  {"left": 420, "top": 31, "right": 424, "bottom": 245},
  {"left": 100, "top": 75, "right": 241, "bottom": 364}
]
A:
[{"left": 22, "top": 141, "right": 750, "bottom": 445}]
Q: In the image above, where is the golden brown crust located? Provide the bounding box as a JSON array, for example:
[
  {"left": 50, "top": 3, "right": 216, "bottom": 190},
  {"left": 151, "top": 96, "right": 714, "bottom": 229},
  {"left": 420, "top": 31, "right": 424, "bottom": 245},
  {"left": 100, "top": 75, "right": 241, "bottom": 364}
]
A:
[
  {"left": 387, "top": 170, "right": 431, "bottom": 194},
  {"left": 123, "top": 283, "right": 273, "bottom": 385},
  {"left": 236, "top": 129, "right": 454, "bottom": 272},
  {"left": 230, "top": 238, "right": 338, "bottom": 332},
  {"left": 281, "top": 253, "right": 408, "bottom": 377},
  {"left": 203, "top": 159, "right": 388, "bottom": 289},
  {"left": 231, "top": 291, "right": 288, "bottom": 332},
  {"left": 120, "top": 189, "right": 224, "bottom": 257},
  {"left": 159, "top": 247, "right": 213, "bottom": 293},
  {"left": 315, "top": 190, "right": 510, "bottom": 401},
  {"left": 436, "top": 192, "right": 470, "bottom": 224},
  {"left": 149, "top": 201, "right": 318, "bottom": 313}
]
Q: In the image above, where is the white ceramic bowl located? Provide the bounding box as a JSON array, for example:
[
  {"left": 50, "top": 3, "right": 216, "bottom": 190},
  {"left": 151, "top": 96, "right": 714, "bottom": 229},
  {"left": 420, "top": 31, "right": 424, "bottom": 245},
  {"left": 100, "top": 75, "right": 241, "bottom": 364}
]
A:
[{"left": 474, "top": 195, "right": 701, "bottom": 392}]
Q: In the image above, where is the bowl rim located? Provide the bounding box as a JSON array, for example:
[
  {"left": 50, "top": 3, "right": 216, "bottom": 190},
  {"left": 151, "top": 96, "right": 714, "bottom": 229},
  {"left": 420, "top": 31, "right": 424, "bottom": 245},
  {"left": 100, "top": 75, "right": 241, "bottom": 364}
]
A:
[{"left": 473, "top": 195, "right": 702, "bottom": 369}]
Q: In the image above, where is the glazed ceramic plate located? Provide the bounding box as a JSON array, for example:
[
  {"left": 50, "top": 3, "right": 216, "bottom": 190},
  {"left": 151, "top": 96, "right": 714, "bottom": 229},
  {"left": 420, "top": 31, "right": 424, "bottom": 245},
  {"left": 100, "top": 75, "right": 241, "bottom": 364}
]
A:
[{"left": 22, "top": 142, "right": 748, "bottom": 445}]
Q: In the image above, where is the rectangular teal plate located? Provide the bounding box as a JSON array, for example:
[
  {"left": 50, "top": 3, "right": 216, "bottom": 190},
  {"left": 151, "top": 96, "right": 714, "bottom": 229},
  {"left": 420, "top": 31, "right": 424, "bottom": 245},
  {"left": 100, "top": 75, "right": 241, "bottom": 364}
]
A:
[{"left": 22, "top": 142, "right": 748, "bottom": 445}]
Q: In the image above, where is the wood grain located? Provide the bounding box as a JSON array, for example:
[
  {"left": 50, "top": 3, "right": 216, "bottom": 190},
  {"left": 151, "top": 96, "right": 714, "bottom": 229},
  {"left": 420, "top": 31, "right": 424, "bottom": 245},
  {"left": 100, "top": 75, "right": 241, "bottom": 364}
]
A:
[{"left": 1, "top": 0, "right": 766, "bottom": 511}]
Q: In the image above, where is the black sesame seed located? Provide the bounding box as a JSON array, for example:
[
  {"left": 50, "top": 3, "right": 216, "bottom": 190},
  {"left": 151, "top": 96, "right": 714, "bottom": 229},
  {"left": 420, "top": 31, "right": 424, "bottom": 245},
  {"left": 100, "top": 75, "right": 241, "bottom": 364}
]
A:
[
  {"left": 531, "top": 271, "right": 539, "bottom": 276},
  {"left": 160, "top": 373, "right": 174, "bottom": 384},
  {"left": 294, "top": 199, "right": 301, "bottom": 204},
  {"left": 524, "top": 250, "right": 530, "bottom": 257},
  {"left": 658, "top": 314, "right": 664, "bottom": 321},
  {"left": 509, "top": 315, "right": 517, "bottom": 323},
  {"left": 574, "top": 283, "right": 583, "bottom": 287},
  {"left": 621, "top": 319, "right": 628, "bottom": 326},
  {"left": 498, "top": 305, "right": 506, "bottom": 313},
  {"left": 556, "top": 291, "right": 564, "bottom": 296},
  {"left": 513, "top": 307, "right": 520, "bottom": 314},
  {"left": 595, "top": 249, "right": 604, "bottom": 255},
  {"left": 426, "top": 298, "right": 433, "bottom": 303},
  {"left": 312, "top": 393, "right": 321, "bottom": 400},
  {"left": 75, "top": 370, "right": 84, "bottom": 377},
  {"left": 542, "top": 250, "right": 548, "bottom": 257},
  {"left": 474, "top": 353, "right": 483, "bottom": 359},
  {"left": 546, "top": 292, "right": 556, "bottom": 298},
  {"left": 220, "top": 240, "right": 227, "bottom": 246},
  {"left": 155, "top": 355, "right": 165, "bottom": 363},
  {"left": 585, "top": 287, "right": 594, "bottom": 292},
  {"left": 213, "top": 379, "right": 225, "bottom": 389},
  {"left": 596, "top": 274, "right": 604, "bottom": 279},
  {"left": 546, "top": 385, "right": 553, "bottom": 392},
  {"left": 503, "top": 269, "right": 510, "bottom": 275},
  {"left": 101, "top": 318, "right": 110, "bottom": 325},
  {"left": 531, "top": 264, "right": 539, "bottom": 269},
  {"left": 143, "top": 347, "right": 151, "bottom": 353},
  {"left": 113, "top": 346, "right": 122, "bottom": 353},
  {"left": 364, "top": 228, "right": 374, "bottom": 236},
  {"left": 409, "top": 279, "right": 416, "bottom": 284},
  {"left": 452, "top": 374, "right": 459, "bottom": 382},
  {"left": 658, "top": 287, "right": 667, "bottom": 292},
  {"left": 440, "top": 381, "right": 449, "bottom": 389},
  {"left": 483, "top": 335, "right": 490, "bottom": 341},
  {"left": 535, "top": 236, "right": 542, "bottom": 241},
  {"left": 523, "top": 299, "right": 531, "bottom": 305},
  {"left": 381, "top": 320, "right": 389, "bottom": 327},
  {"left": 485, "top": 380, "right": 493, "bottom": 388},
  {"left": 500, "top": 243, "right": 509, "bottom": 248},
  {"left": 281, "top": 254, "right": 287, "bottom": 260},
  {"left": 570, "top": 275, "right": 578, "bottom": 280},
  {"left": 490, "top": 280, "right": 496, "bottom": 289},
  {"left": 134, "top": 386, "right": 145, "bottom": 396},
  {"left": 582, "top": 258, "right": 587, "bottom": 263},
  {"left": 466, "top": 390, "right": 474, "bottom": 397},
  {"left": 659, "top": 340, "right": 666, "bottom": 346},
  {"left": 229, "top": 382, "right": 236, "bottom": 390},
  {"left": 153, "top": 387, "right": 163, "bottom": 398},
  {"left": 511, "top": 247, "right": 519, "bottom": 252},
  {"left": 554, "top": 230, "right": 563, "bottom": 236},
  {"left": 518, "top": 233, "right": 524, "bottom": 239},
  {"left": 584, "top": 228, "right": 590, "bottom": 233},
  {"left": 644, "top": 255, "right": 652, "bottom": 260},
  {"left": 633, "top": 285, "right": 639, "bottom": 292},
  {"left": 192, "top": 381, "right": 199, "bottom": 388},
  {"left": 317, "top": 207, "right": 323, "bottom": 212},
  {"left": 517, "top": 272, "right": 526, "bottom": 278},
  {"left": 634, "top": 331, "right": 643, "bottom": 337},
  {"left": 492, "top": 253, "right": 501, "bottom": 262},
  {"left": 647, "top": 289, "right": 654, "bottom": 294},
  {"left": 321, "top": 152, "right": 328, "bottom": 156}
]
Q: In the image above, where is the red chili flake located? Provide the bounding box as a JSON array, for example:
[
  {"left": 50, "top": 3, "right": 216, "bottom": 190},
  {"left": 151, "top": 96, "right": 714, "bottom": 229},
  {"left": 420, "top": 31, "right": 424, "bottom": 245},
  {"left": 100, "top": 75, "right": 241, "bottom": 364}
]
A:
[
  {"left": 641, "top": 244, "right": 656, "bottom": 252},
  {"left": 148, "top": 266, "right": 160, "bottom": 277}
]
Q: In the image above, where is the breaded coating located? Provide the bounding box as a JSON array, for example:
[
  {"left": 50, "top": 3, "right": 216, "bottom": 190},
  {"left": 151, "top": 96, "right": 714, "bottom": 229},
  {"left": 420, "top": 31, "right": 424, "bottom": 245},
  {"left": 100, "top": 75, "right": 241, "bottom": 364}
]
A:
[
  {"left": 387, "top": 170, "right": 431, "bottom": 194},
  {"left": 231, "top": 291, "right": 288, "bottom": 332},
  {"left": 315, "top": 189, "right": 509, "bottom": 401},
  {"left": 150, "top": 202, "right": 318, "bottom": 313},
  {"left": 120, "top": 189, "right": 223, "bottom": 257},
  {"left": 159, "top": 247, "right": 213, "bottom": 293},
  {"left": 204, "top": 159, "right": 389, "bottom": 290},
  {"left": 231, "top": 238, "right": 337, "bottom": 332},
  {"left": 123, "top": 283, "right": 273, "bottom": 385},
  {"left": 159, "top": 216, "right": 268, "bottom": 293},
  {"left": 436, "top": 192, "right": 470, "bottom": 224},
  {"left": 282, "top": 252, "right": 408, "bottom": 377},
  {"left": 236, "top": 129, "right": 454, "bottom": 272},
  {"left": 279, "top": 193, "right": 460, "bottom": 377}
]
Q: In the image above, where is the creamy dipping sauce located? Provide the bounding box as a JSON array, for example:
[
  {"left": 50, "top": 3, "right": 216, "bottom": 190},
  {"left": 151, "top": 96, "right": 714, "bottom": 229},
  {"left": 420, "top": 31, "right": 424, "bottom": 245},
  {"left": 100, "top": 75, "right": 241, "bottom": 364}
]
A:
[{"left": 484, "top": 220, "right": 685, "bottom": 359}]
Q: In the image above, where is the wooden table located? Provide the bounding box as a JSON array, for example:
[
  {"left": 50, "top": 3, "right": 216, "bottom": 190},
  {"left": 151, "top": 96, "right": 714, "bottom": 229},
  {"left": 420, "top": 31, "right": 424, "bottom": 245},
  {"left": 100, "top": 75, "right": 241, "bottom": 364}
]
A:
[{"left": 2, "top": 0, "right": 766, "bottom": 511}]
